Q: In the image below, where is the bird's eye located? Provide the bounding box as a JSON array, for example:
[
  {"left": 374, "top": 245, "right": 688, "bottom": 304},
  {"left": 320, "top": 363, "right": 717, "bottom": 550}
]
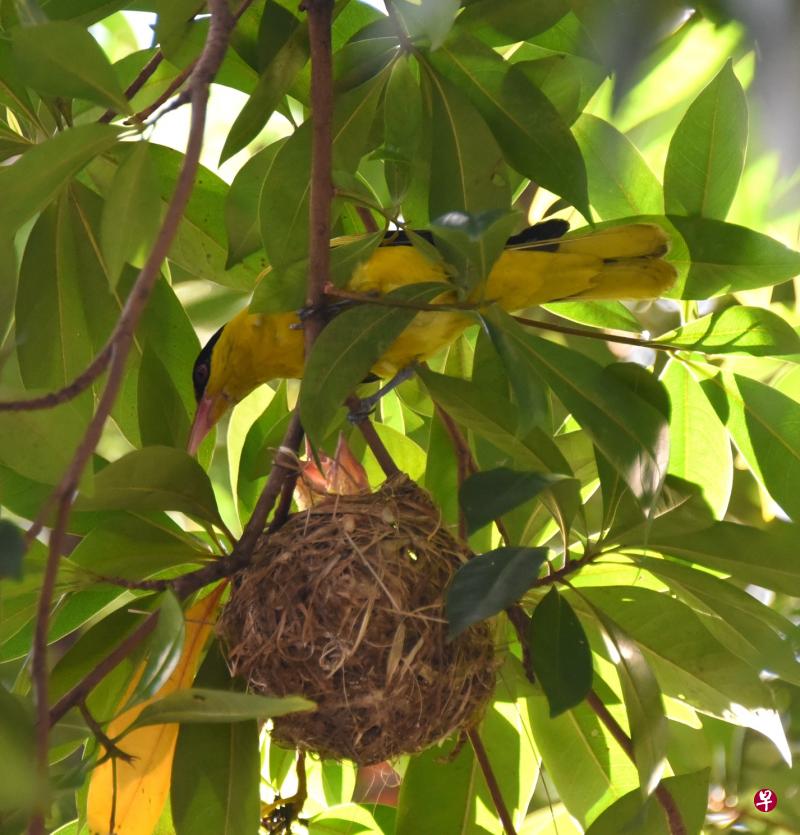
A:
[{"left": 192, "top": 362, "right": 209, "bottom": 400}]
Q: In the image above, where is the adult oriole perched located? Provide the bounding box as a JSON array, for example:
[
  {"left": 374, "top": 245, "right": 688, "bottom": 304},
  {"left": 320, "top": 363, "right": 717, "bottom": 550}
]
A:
[{"left": 188, "top": 219, "right": 675, "bottom": 453}]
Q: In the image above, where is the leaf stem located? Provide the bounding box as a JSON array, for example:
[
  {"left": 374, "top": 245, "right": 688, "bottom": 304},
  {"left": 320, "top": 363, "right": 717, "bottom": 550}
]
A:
[{"left": 467, "top": 728, "right": 518, "bottom": 835}]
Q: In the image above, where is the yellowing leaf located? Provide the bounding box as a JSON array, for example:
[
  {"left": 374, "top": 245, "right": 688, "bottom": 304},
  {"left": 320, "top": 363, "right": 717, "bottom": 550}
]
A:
[{"left": 86, "top": 584, "right": 225, "bottom": 835}]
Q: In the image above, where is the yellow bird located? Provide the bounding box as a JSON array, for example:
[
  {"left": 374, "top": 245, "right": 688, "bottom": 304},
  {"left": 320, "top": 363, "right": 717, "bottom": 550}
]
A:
[{"left": 187, "top": 220, "right": 675, "bottom": 453}]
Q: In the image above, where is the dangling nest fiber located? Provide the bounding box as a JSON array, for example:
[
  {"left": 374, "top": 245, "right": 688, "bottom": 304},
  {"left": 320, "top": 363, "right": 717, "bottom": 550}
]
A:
[{"left": 219, "top": 474, "right": 497, "bottom": 765}]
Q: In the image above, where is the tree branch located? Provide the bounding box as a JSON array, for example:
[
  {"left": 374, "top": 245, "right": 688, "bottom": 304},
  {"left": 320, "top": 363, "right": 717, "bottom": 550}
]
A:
[
  {"left": 467, "top": 728, "right": 517, "bottom": 835},
  {"left": 99, "top": 50, "right": 165, "bottom": 123},
  {"left": 27, "top": 4, "right": 236, "bottom": 832}
]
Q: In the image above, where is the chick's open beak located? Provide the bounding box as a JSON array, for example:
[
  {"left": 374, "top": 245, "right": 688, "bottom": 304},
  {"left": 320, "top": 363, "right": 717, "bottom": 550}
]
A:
[{"left": 187, "top": 393, "right": 226, "bottom": 455}]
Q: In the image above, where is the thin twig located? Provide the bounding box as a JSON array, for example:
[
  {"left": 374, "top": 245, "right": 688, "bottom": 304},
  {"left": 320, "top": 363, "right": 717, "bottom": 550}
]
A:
[
  {"left": 99, "top": 50, "right": 165, "bottom": 123},
  {"left": 467, "top": 728, "right": 518, "bottom": 835},
  {"left": 346, "top": 395, "right": 400, "bottom": 477},
  {"left": 78, "top": 702, "right": 134, "bottom": 763},
  {"left": 586, "top": 690, "right": 687, "bottom": 835},
  {"left": 27, "top": 5, "right": 236, "bottom": 832},
  {"left": 512, "top": 315, "right": 678, "bottom": 352}
]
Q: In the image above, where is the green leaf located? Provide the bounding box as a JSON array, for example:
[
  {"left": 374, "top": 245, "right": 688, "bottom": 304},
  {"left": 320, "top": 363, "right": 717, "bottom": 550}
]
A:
[
  {"left": 541, "top": 300, "right": 641, "bottom": 332},
  {"left": 660, "top": 360, "right": 732, "bottom": 519},
  {"left": 76, "top": 447, "right": 222, "bottom": 523},
  {"left": 430, "top": 208, "right": 520, "bottom": 296},
  {"left": 138, "top": 345, "right": 192, "bottom": 449},
  {"left": 669, "top": 215, "right": 800, "bottom": 298},
  {"left": 459, "top": 468, "right": 573, "bottom": 534},
  {"left": 260, "top": 71, "right": 388, "bottom": 269},
  {"left": 0, "top": 686, "right": 38, "bottom": 815},
  {"left": 526, "top": 682, "right": 639, "bottom": 826},
  {"left": 527, "top": 587, "right": 592, "bottom": 717},
  {"left": 585, "top": 770, "right": 709, "bottom": 835},
  {"left": 664, "top": 60, "right": 748, "bottom": 219},
  {"left": 701, "top": 371, "right": 800, "bottom": 521},
  {"left": 483, "top": 310, "right": 669, "bottom": 506},
  {"left": 592, "top": 609, "right": 667, "bottom": 796},
  {"left": 171, "top": 644, "right": 261, "bottom": 835},
  {"left": 659, "top": 306, "right": 800, "bottom": 355},
  {"left": 446, "top": 546, "right": 547, "bottom": 638},
  {"left": 481, "top": 305, "right": 549, "bottom": 434},
  {"left": 0, "top": 399, "right": 88, "bottom": 486},
  {"left": 299, "top": 282, "right": 448, "bottom": 445},
  {"left": 12, "top": 21, "right": 130, "bottom": 112},
  {"left": 572, "top": 114, "right": 662, "bottom": 219},
  {"left": 425, "top": 62, "right": 511, "bottom": 219},
  {"left": 455, "top": 0, "right": 569, "bottom": 46},
  {"left": 383, "top": 54, "right": 421, "bottom": 203},
  {"left": 154, "top": 0, "right": 204, "bottom": 57},
  {"left": 224, "top": 139, "right": 285, "bottom": 268},
  {"left": 0, "top": 520, "right": 24, "bottom": 581},
  {"left": 0, "top": 123, "right": 120, "bottom": 237},
  {"left": 129, "top": 688, "right": 314, "bottom": 729},
  {"left": 391, "top": 0, "right": 459, "bottom": 50},
  {"left": 629, "top": 519, "right": 800, "bottom": 597},
  {"left": 575, "top": 586, "right": 790, "bottom": 763},
  {"left": 100, "top": 141, "right": 162, "bottom": 286},
  {"left": 635, "top": 556, "right": 800, "bottom": 687},
  {"left": 220, "top": 11, "right": 307, "bottom": 162},
  {"left": 429, "top": 35, "right": 589, "bottom": 219},
  {"left": 124, "top": 592, "right": 185, "bottom": 710}
]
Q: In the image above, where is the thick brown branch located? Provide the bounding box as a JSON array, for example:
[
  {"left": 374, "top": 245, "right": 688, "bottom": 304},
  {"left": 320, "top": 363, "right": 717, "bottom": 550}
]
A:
[
  {"left": 586, "top": 690, "right": 687, "bottom": 835},
  {"left": 467, "top": 728, "right": 518, "bottom": 835},
  {"left": 27, "top": 4, "right": 236, "bottom": 832}
]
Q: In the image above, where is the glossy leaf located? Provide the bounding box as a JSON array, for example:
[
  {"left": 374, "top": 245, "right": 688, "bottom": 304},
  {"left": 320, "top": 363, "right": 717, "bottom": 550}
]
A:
[
  {"left": 659, "top": 306, "right": 800, "bottom": 355},
  {"left": 526, "top": 682, "right": 639, "bottom": 826},
  {"left": 425, "top": 63, "right": 511, "bottom": 219},
  {"left": 138, "top": 345, "right": 192, "bottom": 449},
  {"left": 446, "top": 546, "right": 547, "bottom": 638},
  {"left": 0, "top": 686, "right": 38, "bottom": 816},
  {"left": 12, "top": 21, "right": 130, "bottom": 112},
  {"left": 664, "top": 61, "right": 748, "bottom": 219},
  {"left": 631, "top": 519, "right": 800, "bottom": 597},
  {"left": 573, "top": 114, "right": 662, "bottom": 219},
  {"left": 76, "top": 446, "right": 222, "bottom": 524},
  {"left": 527, "top": 587, "right": 592, "bottom": 717},
  {"left": 125, "top": 593, "right": 186, "bottom": 711},
  {"left": 429, "top": 36, "right": 588, "bottom": 218},
  {"left": 299, "top": 282, "right": 448, "bottom": 445},
  {"left": 0, "top": 122, "right": 120, "bottom": 237},
  {"left": 171, "top": 644, "right": 261, "bottom": 835},
  {"left": 484, "top": 310, "right": 669, "bottom": 507},
  {"left": 0, "top": 399, "right": 87, "bottom": 486},
  {"left": 101, "top": 141, "right": 162, "bottom": 286},
  {"left": 0, "top": 519, "right": 24, "bottom": 581},
  {"left": 585, "top": 770, "right": 709, "bottom": 835},
  {"left": 391, "top": 0, "right": 459, "bottom": 50},
  {"left": 670, "top": 215, "right": 800, "bottom": 297},
  {"left": 660, "top": 360, "right": 732, "bottom": 519},
  {"left": 260, "top": 71, "right": 387, "bottom": 269},
  {"left": 455, "top": 0, "right": 569, "bottom": 46},
  {"left": 541, "top": 300, "right": 641, "bottom": 332},
  {"left": 482, "top": 305, "right": 549, "bottom": 434},
  {"left": 593, "top": 609, "right": 667, "bottom": 796},
  {"left": 459, "top": 467, "right": 573, "bottom": 534},
  {"left": 224, "top": 139, "right": 284, "bottom": 267},
  {"left": 220, "top": 11, "right": 307, "bottom": 162},
  {"left": 701, "top": 371, "right": 800, "bottom": 521},
  {"left": 430, "top": 208, "right": 519, "bottom": 296},
  {"left": 384, "top": 55, "right": 421, "bottom": 203},
  {"left": 130, "top": 689, "right": 314, "bottom": 729},
  {"left": 635, "top": 556, "right": 800, "bottom": 686},
  {"left": 576, "top": 586, "right": 790, "bottom": 763}
]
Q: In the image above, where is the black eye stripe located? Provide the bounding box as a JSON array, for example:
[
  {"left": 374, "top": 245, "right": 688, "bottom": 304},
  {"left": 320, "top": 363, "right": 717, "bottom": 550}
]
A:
[{"left": 192, "top": 326, "right": 224, "bottom": 402}]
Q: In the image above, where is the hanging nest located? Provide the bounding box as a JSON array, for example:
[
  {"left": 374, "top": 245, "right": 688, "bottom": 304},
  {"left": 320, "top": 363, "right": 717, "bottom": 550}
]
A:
[{"left": 219, "top": 474, "right": 498, "bottom": 765}]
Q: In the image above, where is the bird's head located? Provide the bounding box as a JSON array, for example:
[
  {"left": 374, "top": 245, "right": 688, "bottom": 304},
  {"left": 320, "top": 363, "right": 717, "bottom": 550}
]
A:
[{"left": 187, "top": 313, "right": 259, "bottom": 454}]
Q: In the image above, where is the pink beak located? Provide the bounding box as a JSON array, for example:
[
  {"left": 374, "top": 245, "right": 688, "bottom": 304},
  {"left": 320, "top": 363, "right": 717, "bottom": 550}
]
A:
[{"left": 187, "top": 395, "right": 215, "bottom": 455}]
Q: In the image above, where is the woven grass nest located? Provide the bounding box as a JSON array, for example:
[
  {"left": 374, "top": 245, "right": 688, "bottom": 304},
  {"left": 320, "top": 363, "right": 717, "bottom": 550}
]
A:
[{"left": 219, "top": 474, "right": 498, "bottom": 765}]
